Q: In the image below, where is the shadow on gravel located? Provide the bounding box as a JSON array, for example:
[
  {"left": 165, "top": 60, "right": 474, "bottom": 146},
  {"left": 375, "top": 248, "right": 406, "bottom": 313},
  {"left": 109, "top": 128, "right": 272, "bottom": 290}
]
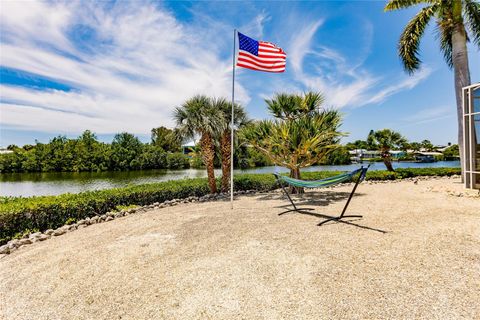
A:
[
  {"left": 256, "top": 190, "right": 388, "bottom": 234},
  {"left": 257, "top": 190, "right": 365, "bottom": 208},
  {"left": 300, "top": 211, "right": 388, "bottom": 234}
]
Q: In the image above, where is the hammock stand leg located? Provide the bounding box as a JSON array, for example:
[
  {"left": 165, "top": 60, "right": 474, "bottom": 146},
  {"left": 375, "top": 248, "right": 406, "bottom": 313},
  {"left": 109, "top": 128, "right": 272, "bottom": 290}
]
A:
[
  {"left": 277, "top": 179, "right": 314, "bottom": 215},
  {"left": 317, "top": 171, "right": 363, "bottom": 226}
]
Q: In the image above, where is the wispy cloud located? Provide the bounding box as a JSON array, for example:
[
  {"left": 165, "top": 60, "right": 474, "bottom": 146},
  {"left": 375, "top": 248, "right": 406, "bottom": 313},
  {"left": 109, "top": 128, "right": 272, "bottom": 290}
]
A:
[
  {"left": 240, "top": 12, "right": 271, "bottom": 39},
  {"left": 401, "top": 105, "right": 455, "bottom": 126},
  {"left": 362, "top": 67, "right": 433, "bottom": 106},
  {"left": 0, "top": 1, "right": 249, "bottom": 135},
  {"left": 284, "top": 17, "right": 431, "bottom": 109},
  {"left": 287, "top": 20, "right": 324, "bottom": 74}
]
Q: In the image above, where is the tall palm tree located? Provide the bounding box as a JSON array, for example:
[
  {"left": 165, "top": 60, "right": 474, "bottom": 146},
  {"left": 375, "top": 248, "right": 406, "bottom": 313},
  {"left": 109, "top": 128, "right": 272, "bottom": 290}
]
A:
[
  {"left": 174, "top": 95, "right": 222, "bottom": 193},
  {"left": 213, "top": 98, "right": 250, "bottom": 193},
  {"left": 384, "top": 0, "right": 480, "bottom": 177},
  {"left": 370, "top": 129, "right": 407, "bottom": 171}
]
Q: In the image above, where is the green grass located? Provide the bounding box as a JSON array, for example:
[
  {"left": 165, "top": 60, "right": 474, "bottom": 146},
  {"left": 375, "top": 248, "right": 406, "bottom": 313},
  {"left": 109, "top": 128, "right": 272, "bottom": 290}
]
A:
[{"left": 0, "top": 167, "right": 460, "bottom": 245}]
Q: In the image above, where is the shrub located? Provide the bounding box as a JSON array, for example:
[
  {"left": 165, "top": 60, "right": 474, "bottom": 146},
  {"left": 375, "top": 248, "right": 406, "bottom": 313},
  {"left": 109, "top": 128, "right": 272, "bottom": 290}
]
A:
[
  {"left": 166, "top": 153, "right": 189, "bottom": 169},
  {"left": 0, "top": 167, "right": 460, "bottom": 245},
  {"left": 189, "top": 153, "right": 204, "bottom": 169}
]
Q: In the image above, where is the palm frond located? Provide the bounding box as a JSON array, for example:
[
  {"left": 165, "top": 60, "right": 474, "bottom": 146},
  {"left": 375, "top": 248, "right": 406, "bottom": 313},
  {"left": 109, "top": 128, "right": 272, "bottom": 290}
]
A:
[
  {"left": 384, "top": 0, "right": 432, "bottom": 12},
  {"left": 436, "top": 17, "right": 454, "bottom": 68},
  {"left": 398, "top": 3, "right": 438, "bottom": 73},
  {"left": 464, "top": 0, "right": 480, "bottom": 47}
]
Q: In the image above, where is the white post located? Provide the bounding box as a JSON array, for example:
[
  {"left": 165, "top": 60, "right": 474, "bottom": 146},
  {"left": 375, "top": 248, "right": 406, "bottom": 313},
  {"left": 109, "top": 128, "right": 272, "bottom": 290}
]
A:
[{"left": 230, "top": 29, "right": 237, "bottom": 209}]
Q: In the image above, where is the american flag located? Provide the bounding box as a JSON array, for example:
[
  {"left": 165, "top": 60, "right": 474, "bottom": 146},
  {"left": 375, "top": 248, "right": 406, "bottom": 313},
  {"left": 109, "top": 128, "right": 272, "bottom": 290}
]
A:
[{"left": 236, "top": 32, "right": 286, "bottom": 73}]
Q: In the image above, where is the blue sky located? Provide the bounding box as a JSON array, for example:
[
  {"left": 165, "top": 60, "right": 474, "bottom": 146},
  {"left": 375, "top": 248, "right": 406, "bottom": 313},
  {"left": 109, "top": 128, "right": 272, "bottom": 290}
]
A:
[{"left": 1, "top": 0, "right": 479, "bottom": 147}]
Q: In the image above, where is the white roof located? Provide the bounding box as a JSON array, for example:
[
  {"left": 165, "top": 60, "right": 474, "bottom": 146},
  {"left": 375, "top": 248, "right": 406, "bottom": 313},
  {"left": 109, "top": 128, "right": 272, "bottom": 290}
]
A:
[{"left": 415, "top": 152, "right": 443, "bottom": 156}]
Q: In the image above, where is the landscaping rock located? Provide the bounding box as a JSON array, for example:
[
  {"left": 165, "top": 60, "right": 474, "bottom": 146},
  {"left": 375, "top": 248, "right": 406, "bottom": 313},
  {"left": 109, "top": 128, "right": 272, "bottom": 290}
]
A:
[
  {"left": 19, "top": 238, "right": 32, "bottom": 245},
  {"left": 105, "top": 216, "right": 114, "bottom": 222},
  {"left": 0, "top": 244, "right": 10, "bottom": 254},
  {"left": 29, "top": 232, "right": 42, "bottom": 238},
  {"left": 8, "top": 239, "right": 20, "bottom": 248},
  {"left": 53, "top": 228, "right": 66, "bottom": 236},
  {"left": 37, "top": 234, "right": 50, "bottom": 241},
  {"left": 44, "top": 229, "right": 55, "bottom": 235},
  {"left": 77, "top": 219, "right": 86, "bottom": 225}
]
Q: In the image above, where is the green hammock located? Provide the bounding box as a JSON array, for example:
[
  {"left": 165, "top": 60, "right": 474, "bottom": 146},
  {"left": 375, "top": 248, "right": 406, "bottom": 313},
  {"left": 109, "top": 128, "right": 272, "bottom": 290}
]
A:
[
  {"left": 273, "top": 165, "right": 370, "bottom": 226},
  {"left": 273, "top": 168, "right": 363, "bottom": 188}
]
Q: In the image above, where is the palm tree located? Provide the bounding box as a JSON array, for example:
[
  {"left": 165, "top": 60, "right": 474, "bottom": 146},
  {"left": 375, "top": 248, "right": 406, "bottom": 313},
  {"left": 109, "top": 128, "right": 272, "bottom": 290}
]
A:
[
  {"left": 174, "top": 95, "right": 222, "bottom": 193},
  {"left": 213, "top": 98, "right": 250, "bottom": 193},
  {"left": 242, "top": 92, "right": 345, "bottom": 193},
  {"left": 384, "top": 0, "right": 480, "bottom": 177},
  {"left": 421, "top": 139, "right": 435, "bottom": 151},
  {"left": 370, "top": 129, "right": 407, "bottom": 171}
]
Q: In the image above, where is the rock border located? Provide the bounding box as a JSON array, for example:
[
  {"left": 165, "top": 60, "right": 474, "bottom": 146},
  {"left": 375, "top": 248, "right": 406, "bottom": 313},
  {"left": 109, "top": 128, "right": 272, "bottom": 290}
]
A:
[{"left": 0, "top": 190, "right": 257, "bottom": 256}]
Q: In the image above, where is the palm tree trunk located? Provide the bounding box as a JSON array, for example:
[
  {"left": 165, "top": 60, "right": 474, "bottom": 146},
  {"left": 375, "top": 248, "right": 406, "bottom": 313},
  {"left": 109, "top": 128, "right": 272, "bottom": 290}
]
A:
[
  {"left": 381, "top": 150, "right": 394, "bottom": 171},
  {"left": 220, "top": 130, "right": 231, "bottom": 193},
  {"left": 289, "top": 167, "right": 304, "bottom": 194},
  {"left": 452, "top": 7, "right": 471, "bottom": 181},
  {"left": 200, "top": 133, "right": 217, "bottom": 193}
]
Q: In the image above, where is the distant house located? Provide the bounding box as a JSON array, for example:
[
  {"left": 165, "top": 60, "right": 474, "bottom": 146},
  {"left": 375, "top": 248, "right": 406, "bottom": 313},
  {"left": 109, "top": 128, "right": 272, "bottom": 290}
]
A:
[
  {"left": 349, "top": 149, "right": 404, "bottom": 161},
  {"left": 348, "top": 149, "right": 380, "bottom": 161},
  {"left": 389, "top": 150, "right": 406, "bottom": 159},
  {"left": 0, "top": 148, "right": 13, "bottom": 155},
  {"left": 414, "top": 151, "right": 442, "bottom": 163},
  {"left": 435, "top": 145, "right": 449, "bottom": 153},
  {"left": 181, "top": 144, "right": 196, "bottom": 157}
]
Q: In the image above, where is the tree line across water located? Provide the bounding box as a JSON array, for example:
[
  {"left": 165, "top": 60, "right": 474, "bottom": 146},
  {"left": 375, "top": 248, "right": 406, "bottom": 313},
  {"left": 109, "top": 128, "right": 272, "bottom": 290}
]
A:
[{"left": 0, "top": 129, "right": 188, "bottom": 173}]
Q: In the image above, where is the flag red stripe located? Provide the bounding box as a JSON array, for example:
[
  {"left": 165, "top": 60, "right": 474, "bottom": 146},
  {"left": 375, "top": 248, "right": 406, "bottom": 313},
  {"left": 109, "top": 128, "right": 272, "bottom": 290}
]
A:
[
  {"left": 259, "top": 41, "right": 276, "bottom": 48},
  {"left": 239, "top": 49, "right": 286, "bottom": 58},
  {"left": 237, "top": 56, "right": 286, "bottom": 68},
  {"left": 238, "top": 51, "right": 286, "bottom": 63},
  {"left": 258, "top": 46, "right": 281, "bottom": 53},
  {"left": 236, "top": 61, "right": 285, "bottom": 73},
  {"left": 257, "top": 51, "right": 286, "bottom": 58}
]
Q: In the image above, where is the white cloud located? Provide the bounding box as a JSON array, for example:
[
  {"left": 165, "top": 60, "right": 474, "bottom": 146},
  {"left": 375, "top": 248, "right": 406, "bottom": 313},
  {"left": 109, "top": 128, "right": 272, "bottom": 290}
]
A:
[{"left": 0, "top": 1, "right": 250, "bottom": 135}]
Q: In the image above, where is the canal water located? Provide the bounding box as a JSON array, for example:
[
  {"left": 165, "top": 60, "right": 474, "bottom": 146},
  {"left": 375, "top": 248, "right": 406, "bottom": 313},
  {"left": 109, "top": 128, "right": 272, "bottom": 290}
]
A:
[{"left": 0, "top": 161, "right": 460, "bottom": 197}]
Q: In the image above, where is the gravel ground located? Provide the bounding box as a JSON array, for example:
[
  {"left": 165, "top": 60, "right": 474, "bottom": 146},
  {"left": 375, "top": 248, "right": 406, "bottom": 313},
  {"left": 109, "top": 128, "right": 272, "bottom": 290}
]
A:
[{"left": 1, "top": 177, "right": 479, "bottom": 319}]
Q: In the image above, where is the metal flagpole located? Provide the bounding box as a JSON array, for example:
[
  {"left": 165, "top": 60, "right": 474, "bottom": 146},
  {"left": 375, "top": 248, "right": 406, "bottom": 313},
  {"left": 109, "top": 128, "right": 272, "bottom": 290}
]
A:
[{"left": 230, "top": 29, "right": 236, "bottom": 209}]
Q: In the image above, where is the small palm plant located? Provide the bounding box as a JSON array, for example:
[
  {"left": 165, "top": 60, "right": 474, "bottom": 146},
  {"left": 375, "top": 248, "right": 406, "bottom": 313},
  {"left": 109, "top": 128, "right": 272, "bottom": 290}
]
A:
[
  {"left": 384, "top": 0, "right": 480, "bottom": 175},
  {"left": 174, "top": 95, "right": 222, "bottom": 193},
  {"left": 242, "top": 92, "right": 345, "bottom": 193}
]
